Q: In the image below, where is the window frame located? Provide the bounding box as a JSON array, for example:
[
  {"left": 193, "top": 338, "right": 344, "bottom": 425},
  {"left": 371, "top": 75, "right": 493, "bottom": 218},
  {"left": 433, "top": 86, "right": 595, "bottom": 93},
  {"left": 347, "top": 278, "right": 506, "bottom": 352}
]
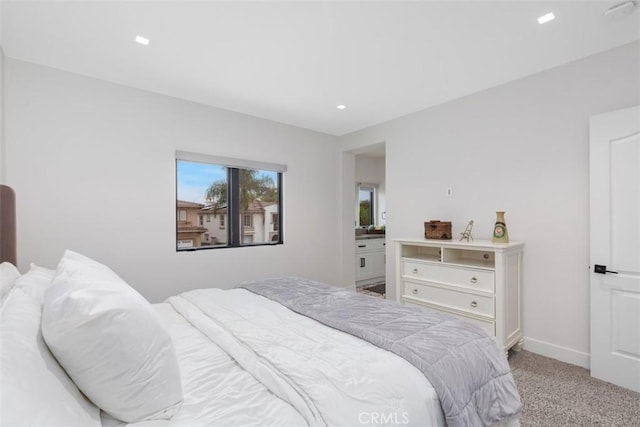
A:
[
  {"left": 176, "top": 151, "right": 285, "bottom": 252},
  {"left": 357, "top": 183, "right": 376, "bottom": 228}
]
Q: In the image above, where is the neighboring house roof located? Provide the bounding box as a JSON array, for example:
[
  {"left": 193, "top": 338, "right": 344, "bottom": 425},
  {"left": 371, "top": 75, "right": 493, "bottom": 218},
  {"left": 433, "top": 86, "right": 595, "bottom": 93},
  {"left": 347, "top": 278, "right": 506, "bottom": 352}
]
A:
[
  {"left": 198, "top": 200, "right": 277, "bottom": 215},
  {"left": 177, "top": 200, "right": 205, "bottom": 209},
  {"left": 199, "top": 205, "right": 228, "bottom": 214},
  {"left": 177, "top": 223, "right": 207, "bottom": 233},
  {"left": 246, "top": 200, "right": 277, "bottom": 212}
]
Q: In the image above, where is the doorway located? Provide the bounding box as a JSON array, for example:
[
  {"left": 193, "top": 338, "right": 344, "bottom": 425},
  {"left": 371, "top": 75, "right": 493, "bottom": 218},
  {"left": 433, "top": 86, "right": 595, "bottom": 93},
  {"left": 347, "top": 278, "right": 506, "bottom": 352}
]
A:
[
  {"left": 589, "top": 105, "right": 640, "bottom": 392},
  {"left": 352, "top": 143, "right": 386, "bottom": 297}
]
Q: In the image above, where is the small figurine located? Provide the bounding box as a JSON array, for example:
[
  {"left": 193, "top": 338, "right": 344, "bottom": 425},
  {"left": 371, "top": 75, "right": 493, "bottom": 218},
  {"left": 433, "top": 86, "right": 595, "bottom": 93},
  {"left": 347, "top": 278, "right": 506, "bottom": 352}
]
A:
[{"left": 459, "top": 220, "right": 474, "bottom": 242}]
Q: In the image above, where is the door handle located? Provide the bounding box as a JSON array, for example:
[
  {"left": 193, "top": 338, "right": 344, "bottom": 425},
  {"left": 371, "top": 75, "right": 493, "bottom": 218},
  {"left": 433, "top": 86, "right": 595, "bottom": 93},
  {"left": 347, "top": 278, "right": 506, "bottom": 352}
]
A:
[
  {"left": 594, "top": 264, "right": 618, "bottom": 274},
  {"left": 360, "top": 258, "right": 365, "bottom": 268}
]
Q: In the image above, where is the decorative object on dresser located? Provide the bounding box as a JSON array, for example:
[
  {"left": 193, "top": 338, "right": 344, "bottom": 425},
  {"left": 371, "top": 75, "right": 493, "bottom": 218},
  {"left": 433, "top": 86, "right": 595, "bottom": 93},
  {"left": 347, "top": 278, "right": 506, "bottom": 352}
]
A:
[
  {"left": 424, "top": 220, "right": 452, "bottom": 240},
  {"left": 492, "top": 211, "right": 509, "bottom": 243},
  {"left": 395, "top": 238, "right": 524, "bottom": 352},
  {"left": 459, "top": 220, "right": 474, "bottom": 242}
]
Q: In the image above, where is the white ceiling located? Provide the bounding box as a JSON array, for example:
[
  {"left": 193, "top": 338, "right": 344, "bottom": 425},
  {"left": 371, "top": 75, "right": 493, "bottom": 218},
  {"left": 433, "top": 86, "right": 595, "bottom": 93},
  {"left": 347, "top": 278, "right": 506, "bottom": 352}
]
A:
[{"left": 2, "top": 1, "right": 639, "bottom": 136}]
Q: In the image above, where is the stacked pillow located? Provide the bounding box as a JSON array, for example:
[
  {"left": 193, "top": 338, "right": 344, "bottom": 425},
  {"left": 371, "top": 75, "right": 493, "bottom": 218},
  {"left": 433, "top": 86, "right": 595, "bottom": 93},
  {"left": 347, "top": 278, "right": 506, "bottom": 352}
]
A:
[
  {"left": 0, "top": 262, "right": 21, "bottom": 305},
  {"left": 1, "top": 265, "right": 102, "bottom": 427},
  {"left": 42, "top": 250, "right": 184, "bottom": 422}
]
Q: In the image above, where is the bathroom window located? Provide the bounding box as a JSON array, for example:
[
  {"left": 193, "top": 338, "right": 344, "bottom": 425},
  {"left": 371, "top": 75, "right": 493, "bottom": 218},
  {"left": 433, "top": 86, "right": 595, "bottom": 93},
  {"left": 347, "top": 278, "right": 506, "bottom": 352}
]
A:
[{"left": 358, "top": 184, "right": 376, "bottom": 227}]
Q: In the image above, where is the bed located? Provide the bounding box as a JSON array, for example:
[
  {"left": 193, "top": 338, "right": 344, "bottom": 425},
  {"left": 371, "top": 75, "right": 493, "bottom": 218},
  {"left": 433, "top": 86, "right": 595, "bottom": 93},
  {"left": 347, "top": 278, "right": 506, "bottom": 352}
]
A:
[{"left": 0, "top": 185, "right": 522, "bottom": 427}]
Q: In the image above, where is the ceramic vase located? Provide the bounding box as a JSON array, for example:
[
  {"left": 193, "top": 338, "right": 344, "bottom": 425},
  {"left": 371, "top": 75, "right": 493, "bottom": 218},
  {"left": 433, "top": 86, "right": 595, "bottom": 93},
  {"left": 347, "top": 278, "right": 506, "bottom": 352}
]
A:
[{"left": 492, "top": 211, "right": 509, "bottom": 243}]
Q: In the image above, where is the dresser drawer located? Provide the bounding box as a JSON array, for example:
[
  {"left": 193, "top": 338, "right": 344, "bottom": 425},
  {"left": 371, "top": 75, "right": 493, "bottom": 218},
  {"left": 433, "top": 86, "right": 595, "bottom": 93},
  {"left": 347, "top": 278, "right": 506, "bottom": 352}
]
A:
[
  {"left": 403, "top": 299, "right": 495, "bottom": 336},
  {"left": 402, "top": 281, "right": 495, "bottom": 318},
  {"left": 355, "top": 238, "right": 385, "bottom": 252},
  {"left": 402, "top": 261, "right": 494, "bottom": 292}
]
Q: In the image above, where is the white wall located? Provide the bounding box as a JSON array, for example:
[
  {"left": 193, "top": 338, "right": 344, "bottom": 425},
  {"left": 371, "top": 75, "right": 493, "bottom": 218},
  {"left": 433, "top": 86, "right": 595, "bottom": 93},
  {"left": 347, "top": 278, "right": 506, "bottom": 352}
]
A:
[
  {"left": 355, "top": 155, "right": 386, "bottom": 226},
  {"left": 339, "top": 151, "right": 356, "bottom": 289},
  {"left": 0, "top": 1, "right": 4, "bottom": 184},
  {"left": 340, "top": 41, "right": 640, "bottom": 367},
  {"left": 0, "top": 47, "right": 5, "bottom": 184},
  {"left": 5, "top": 58, "right": 343, "bottom": 302}
]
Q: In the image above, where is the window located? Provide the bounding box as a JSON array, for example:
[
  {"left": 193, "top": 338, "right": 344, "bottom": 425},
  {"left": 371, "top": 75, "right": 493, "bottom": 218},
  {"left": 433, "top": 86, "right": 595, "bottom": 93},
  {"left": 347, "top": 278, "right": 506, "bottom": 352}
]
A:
[
  {"left": 358, "top": 184, "right": 375, "bottom": 227},
  {"left": 176, "top": 151, "right": 285, "bottom": 251}
]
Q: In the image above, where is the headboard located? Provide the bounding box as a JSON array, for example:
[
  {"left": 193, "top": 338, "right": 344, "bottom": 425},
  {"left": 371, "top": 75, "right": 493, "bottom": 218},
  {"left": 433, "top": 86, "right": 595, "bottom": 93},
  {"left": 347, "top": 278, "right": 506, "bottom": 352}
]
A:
[{"left": 0, "top": 185, "right": 17, "bottom": 266}]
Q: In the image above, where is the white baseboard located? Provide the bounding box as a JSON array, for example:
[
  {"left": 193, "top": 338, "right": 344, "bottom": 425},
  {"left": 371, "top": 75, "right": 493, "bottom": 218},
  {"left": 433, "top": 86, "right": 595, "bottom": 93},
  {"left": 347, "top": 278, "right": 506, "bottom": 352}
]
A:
[{"left": 522, "top": 337, "right": 590, "bottom": 369}]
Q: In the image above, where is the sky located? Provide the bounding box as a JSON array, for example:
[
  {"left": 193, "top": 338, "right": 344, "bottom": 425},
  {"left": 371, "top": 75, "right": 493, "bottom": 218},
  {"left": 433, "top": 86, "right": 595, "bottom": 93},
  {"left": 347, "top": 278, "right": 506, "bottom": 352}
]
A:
[
  {"left": 177, "top": 161, "right": 226, "bottom": 204},
  {"left": 177, "top": 160, "right": 278, "bottom": 205}
]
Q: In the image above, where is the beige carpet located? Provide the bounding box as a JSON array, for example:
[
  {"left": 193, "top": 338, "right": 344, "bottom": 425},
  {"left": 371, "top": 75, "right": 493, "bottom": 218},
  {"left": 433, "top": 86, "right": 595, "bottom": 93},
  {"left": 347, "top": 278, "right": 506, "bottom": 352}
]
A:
[{"left": 509, "top": 350, "right": 640, "bottom": 426}]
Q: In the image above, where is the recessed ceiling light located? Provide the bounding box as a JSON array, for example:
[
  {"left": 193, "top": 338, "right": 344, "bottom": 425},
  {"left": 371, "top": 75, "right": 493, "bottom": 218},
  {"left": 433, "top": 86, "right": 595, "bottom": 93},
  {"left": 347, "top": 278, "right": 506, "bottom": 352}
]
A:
[
  {"left": 135, "top": 35, "right": 150, "bottom": 45},
  {"left": 537, "top": 12, "right": 555, "bottom": 24},
  {"left": 336, "top": 105, "right": 347, "bottom": 110},
  {"left": 603, "top": 1, "right": 638, "bottom": 21}
]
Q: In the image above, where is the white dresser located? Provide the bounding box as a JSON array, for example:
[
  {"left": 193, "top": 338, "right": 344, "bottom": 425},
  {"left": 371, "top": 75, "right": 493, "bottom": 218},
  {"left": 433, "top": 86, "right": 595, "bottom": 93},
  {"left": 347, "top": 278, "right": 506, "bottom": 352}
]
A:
[{"left": 395, "top": 238, "right": 523, "bottom": 351}]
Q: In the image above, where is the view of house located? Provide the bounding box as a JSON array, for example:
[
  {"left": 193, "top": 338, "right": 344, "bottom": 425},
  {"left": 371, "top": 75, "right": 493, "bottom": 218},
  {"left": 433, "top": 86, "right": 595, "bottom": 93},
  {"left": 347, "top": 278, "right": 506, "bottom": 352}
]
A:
[{"left": 178, "top": 199, "right": 280, "bottom": 248}]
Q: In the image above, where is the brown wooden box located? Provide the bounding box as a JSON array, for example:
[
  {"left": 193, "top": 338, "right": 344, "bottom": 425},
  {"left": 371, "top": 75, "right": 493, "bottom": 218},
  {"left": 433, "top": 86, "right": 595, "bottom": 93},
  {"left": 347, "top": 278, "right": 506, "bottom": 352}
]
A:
[{"left": 424, "top": 220, "right": 452, "bottom": 240}]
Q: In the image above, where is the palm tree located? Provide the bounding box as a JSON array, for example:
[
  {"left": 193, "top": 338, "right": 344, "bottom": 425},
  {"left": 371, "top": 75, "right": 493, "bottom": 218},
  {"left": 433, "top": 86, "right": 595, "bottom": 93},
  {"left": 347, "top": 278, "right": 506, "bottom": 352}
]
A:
[{"left": 205, "top": 169, "right": 277, "bottom": 212}]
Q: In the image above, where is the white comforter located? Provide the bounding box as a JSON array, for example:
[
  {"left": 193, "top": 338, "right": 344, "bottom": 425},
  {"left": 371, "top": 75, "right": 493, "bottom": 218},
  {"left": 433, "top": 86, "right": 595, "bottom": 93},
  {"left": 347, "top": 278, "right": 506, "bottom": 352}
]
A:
[{"left": 104, "top": 288, "right": 445, "bottom": 426}]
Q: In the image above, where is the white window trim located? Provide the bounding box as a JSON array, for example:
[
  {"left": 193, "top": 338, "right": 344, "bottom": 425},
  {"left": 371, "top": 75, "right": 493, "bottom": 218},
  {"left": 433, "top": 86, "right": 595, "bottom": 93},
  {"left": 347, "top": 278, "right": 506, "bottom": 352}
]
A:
[{"left": 176, "top": 150, "right": 287, "bottom": 173}]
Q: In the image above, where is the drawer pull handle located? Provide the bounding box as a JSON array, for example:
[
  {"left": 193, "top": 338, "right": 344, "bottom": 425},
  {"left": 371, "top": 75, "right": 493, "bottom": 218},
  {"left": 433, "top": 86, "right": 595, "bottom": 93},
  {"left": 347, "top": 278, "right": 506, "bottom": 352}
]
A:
[
  {"left": 470, "top": 277, "right": 478, "bottom": 283},
  {"left": 470, "top": 301, "right": 478, "bottom": 308},
  {"left": 412, "top": 289, "right": 418, "bottom": 295},
  {"left": 412, "top": 268, "right": 418, "bottom": 274},
  {"left": 358, "top": 245, "right": 366, "bottom": 248}
]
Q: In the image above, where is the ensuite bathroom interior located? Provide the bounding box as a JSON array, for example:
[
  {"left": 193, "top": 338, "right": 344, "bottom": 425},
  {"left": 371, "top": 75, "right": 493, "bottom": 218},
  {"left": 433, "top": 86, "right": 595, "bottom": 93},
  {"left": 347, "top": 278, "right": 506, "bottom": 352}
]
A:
[{"left": 354, "top": 145, "right": 386, "bottom": 298}]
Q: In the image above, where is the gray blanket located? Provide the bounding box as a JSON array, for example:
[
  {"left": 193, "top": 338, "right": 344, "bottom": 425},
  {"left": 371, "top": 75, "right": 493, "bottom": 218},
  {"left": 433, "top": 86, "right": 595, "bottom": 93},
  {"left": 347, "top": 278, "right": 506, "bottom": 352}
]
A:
[{"left": 239, "top": 277, "right": 522, "bottom": 427}]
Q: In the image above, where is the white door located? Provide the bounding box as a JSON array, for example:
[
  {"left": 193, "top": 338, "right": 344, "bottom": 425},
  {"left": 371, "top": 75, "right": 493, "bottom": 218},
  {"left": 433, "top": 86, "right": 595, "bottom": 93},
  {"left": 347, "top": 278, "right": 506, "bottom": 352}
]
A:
[{"left": 589, "top": 105, "right": 640, "bottom": 392}]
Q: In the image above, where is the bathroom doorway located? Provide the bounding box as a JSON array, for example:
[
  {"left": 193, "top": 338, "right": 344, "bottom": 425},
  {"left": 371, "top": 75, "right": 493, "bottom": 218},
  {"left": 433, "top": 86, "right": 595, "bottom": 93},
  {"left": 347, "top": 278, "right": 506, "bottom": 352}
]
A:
[{"left": 352, "top": 143, "right": 386, "bottom": 297}]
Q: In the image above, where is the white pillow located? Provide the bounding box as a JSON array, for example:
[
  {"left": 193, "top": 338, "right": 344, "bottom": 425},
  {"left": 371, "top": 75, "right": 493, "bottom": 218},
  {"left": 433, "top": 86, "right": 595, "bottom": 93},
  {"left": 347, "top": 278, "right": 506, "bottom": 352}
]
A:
[
  {"left": 0, "top": 262, "right": 20, "bottom": 306},
  {"left": 15, "top": 263, "right": 56, "bottom": 302},
  {"left": 42, "top": 250, "right": 183, "bottom": 423},
  {"left": 1, "top": 286, "right": 101, "bottom": 427}
]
